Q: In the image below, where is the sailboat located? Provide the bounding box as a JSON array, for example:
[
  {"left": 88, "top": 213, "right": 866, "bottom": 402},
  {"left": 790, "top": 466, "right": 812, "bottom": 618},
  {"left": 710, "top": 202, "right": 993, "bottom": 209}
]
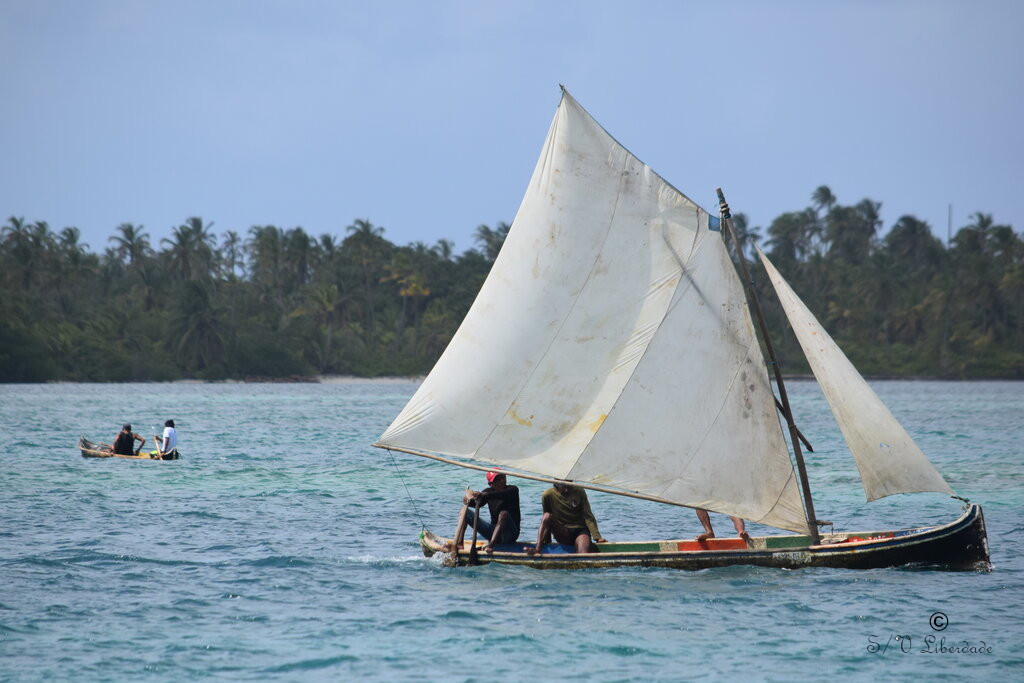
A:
[{"left": 373, "top": 89, "right": 989, "bottom": 571}]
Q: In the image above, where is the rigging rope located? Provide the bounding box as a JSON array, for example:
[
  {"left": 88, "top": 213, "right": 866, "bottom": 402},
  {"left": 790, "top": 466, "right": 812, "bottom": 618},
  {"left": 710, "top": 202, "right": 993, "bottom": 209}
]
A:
[{"left": 384, "top": 447, "right": 427, "bottom": 529}]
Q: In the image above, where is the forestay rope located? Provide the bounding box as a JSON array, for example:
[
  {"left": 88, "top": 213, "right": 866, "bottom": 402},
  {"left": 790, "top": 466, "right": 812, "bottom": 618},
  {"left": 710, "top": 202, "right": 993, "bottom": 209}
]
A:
[{"left": 384, "top": 446, "right": 427, "bottom": 530}]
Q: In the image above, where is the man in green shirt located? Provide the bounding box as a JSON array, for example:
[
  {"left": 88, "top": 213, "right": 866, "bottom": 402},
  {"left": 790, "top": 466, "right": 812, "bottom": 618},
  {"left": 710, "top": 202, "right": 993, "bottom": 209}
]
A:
[{"left": 525, "top": 482, "right": 606, "bottom": 555}]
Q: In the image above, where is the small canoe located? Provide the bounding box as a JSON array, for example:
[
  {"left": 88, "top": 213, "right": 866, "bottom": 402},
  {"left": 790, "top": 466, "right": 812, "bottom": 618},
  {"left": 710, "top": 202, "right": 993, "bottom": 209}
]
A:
[
  {"left": 420, "top": 503, "right": 989, "bottom": 571},
  {"left": 79, "top": 436, "right": 180, "bottom": 460}
]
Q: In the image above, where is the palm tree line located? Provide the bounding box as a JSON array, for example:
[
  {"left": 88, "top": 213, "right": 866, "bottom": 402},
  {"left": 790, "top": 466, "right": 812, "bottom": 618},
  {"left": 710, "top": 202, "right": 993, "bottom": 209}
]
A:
[
  {"left": 1, "top": 186, "right": 1020, "bottom": 381},
  {"left": 749, "top": 186, "right": 1023, "bottom": 378},
  {"left": 1, "top": 213, "right": 508, "bottom": 381}
]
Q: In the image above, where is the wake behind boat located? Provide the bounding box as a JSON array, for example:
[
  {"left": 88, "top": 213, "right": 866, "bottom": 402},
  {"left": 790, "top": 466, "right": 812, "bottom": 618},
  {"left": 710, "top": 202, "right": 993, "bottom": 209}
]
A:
[
  {"left": 373, "top": 88, "right": 989, "bottom": 571},
  {"left": 79, "top": 437, "right": 180, "bottom": 460}
]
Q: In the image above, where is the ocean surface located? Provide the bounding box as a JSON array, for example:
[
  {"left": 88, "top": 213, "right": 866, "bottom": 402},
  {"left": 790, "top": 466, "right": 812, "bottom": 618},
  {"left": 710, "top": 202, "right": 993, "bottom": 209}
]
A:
[{"left": 1, "top": 379, "right": 1021, "bottom": 681}]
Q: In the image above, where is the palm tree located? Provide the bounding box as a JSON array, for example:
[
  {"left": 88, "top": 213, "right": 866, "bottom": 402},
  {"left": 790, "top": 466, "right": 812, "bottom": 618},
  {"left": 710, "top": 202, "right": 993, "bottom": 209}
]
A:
[
  {"left": 302, "top": 282, "right": 352, "bottom": 371},
  {"left": 347, "top": 218, "right": 384, "bottom": 242},
  {"left": 162, "top": 217, "right": 215, "bottom": 281},
  {"left": 168, "top": 280, "right": 226, "bottom": 374},
  {"left": 319, "top": 234, "right": 339, "bottom": 257},
  {"left": 109, "top": 223, "right": 151, "bottom": 267},
  {"left": 283, "top": 227, "right": 314, "bottom": 289},
  {"left": 947, "top": 212, "right": 1009, "bottom": 354},
  {"left": 811, "top": 185, "right": 837, "bottom": 214},
  {"left": 382, "top": 249, "right": 432, "bottom": 353},
  {"left": 728, "top": 213, "right": 760, "bottom": 261},
  {"left": 433, "top": 238, "right": 454, "bottom": 261},
  {"left": 884, "top": 215, "right": 943, "bottom": 272},
  {"left": 808, "top": 186, "right": 836, "bottom": 255},
  {"left": 825, "top": 200, "right": 880, "bottom": 265},
  {"left": 6, "top": 220, "right": 57, "bottom": 290},
  {"left": 344, "top": 219, "right": 389, "bottom": 344},
  {"left": 50, "top": 227, "right": 93, "bottom": 316},
  {"left": 220, "top": 230, "right": 244, "bottom": 280},
  {"left": 2, "top": 216, "right": 34, "bottom": 289},
  {"left": 474, "top": 222, "right": 510, "bottom": 262},
  {"left": 988, "top": 224, "right": 1019, "bottom": 269},
  {"left": 765, "top": 209, "right": 816, "bottom": 266},
  {"left": 57, "top": 226, "right": 87, "bottom": 255},
  {"left": 248, "top": 226, "right": 283, "bottom": 283},
  {"left": 2, "top": 216, "right": 31, "bottom": 252}
]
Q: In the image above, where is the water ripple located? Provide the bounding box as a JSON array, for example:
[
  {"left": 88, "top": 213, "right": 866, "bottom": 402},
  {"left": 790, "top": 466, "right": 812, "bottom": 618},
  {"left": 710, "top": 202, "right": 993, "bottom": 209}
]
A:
[{"left": 1, "top": 380, "right": 1021, "bottom": 680}]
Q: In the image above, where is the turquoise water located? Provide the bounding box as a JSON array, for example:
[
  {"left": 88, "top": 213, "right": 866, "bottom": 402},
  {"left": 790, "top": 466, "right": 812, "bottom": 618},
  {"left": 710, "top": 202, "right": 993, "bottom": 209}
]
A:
[{"left": 1, "top": 380, "right": 1021, "bottom": 680}]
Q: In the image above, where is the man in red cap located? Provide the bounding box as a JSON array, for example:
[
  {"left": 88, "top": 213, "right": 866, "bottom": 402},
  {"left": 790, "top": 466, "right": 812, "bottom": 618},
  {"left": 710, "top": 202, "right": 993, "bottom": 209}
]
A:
[{"left": 446, "top": 470, "right": 521, "bottom": 554}]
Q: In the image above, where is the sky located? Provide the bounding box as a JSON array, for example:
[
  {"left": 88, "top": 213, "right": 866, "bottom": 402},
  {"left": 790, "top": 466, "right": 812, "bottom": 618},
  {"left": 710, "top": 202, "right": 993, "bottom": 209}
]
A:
[{"left": 2, "top": 0, "right": 1022, "bottom": 255}]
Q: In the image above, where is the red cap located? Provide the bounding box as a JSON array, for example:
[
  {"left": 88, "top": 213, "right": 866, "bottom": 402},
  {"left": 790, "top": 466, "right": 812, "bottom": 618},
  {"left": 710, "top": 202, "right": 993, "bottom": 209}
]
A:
[{"left": 486, "top": 470, "right": 502, "bottom": 483}]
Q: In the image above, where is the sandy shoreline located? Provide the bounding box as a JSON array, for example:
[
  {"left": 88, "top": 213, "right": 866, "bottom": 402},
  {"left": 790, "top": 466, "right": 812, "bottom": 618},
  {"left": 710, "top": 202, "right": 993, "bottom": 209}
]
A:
[
  {"left": 315, "top": 375, "right": 424, "bottom": 384},
  {"left": 169, "top": 375, "right": 426, "bottom": 384}
]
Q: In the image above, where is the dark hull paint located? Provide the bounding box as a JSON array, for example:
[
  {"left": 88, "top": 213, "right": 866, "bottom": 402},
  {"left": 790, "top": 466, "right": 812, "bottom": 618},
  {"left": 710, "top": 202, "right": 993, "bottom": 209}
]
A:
[{"left": 421, "top": 504, "right": 989, "bottom": 571}]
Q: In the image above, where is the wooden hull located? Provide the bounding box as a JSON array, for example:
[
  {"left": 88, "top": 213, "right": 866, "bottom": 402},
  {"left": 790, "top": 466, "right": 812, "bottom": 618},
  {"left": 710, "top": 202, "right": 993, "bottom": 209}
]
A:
[
  {"left": 420, "top": 504, "right": 989, "bottom": 571},
  {"left": 79, "top": 437, "right": 180, "bottom": 460}
]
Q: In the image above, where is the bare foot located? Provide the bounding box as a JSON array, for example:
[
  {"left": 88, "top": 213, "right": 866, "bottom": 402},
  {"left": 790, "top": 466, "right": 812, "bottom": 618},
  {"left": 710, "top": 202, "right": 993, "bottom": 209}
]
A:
[
  {"left": 696, "top": 532, "right": 715, "bottom": 542},
  {"left": 483, "top": 544, "right": 495, "bottom": 554},
  {"left": 524, "top": 545, "right": 542, "bottom": 556},
  {"left": 739, "top": 531, "right": 751, "bottom": 544}
]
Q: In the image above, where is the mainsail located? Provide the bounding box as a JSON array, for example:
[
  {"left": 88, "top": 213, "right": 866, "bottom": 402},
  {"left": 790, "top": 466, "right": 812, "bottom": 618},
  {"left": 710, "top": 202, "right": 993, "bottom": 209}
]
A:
[
  {"left": 756, "top": 246, "right": 955, "bottom": 501},
  {"left": 376, "top": 91, "right": 807, "bottom": 532}
]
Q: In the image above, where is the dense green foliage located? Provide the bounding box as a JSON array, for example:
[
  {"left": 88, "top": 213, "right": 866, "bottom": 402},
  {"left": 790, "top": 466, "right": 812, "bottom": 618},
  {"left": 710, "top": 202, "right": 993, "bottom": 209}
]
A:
[
  {"left": 2, "top": 186, "right": 1021, "bottom": 381},
  {"left": 748, "top": 187, "right": 1024, "bottom": 378}
]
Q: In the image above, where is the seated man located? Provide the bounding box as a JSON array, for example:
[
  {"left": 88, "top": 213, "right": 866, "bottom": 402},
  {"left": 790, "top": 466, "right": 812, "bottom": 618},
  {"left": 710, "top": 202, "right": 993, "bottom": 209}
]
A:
[
  {"left": 154, "top": 419, "right": 177, "bottom": 455},
  {"left": 112, "top": 423, "right": 144, "bottom": 455},
  {"left": 448, "top": 470, "right": 521, "bottom": 554},
  {"left": 695, "top": 509, "right": 752, "bottom": 544},
  {"left": 525, "top": 482, "right": 606, "bottom": 555}
]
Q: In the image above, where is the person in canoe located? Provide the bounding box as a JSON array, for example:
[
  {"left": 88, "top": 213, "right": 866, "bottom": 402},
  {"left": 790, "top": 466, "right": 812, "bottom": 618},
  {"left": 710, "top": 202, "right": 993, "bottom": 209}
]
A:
[
  {"left": 446, "top": 470, "right": 521, "bottom": 554},
  {"left": 525, "top": 482, "right": 607, "bottom": 555},
  {"left": 112, "top": 424, "right": 145, "bottom": 455},
  {"left": 695, "top": 509, "right": 752, "bottom": 545},
  {"left": 154, "top": 419, "right": 177, "bottom": 456}
]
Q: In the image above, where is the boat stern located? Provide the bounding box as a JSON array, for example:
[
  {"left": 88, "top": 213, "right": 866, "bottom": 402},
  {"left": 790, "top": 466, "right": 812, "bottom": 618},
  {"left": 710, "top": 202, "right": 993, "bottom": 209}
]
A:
[{"left": 967, "top": 504, "right": 992, "bottom": 570}]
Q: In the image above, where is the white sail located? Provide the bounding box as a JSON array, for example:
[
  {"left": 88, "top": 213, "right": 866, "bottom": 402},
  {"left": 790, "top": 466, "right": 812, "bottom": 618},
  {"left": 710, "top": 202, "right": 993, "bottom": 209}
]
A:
[
  {"left": 377, "top": 91, "right": 807, "bottom": 532},
  {"left": 756, "top": 247, "right": 954, "bottom": 501}
]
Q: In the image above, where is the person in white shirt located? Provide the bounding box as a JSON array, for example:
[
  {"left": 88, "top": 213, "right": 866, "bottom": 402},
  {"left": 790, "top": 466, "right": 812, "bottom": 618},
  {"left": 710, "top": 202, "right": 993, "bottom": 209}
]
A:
[{"left": 155, "top": 419, "right": 177, "bottom": 456}]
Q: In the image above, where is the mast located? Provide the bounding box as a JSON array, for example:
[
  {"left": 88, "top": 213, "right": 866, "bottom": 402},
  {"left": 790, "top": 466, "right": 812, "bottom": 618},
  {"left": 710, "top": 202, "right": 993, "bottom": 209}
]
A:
[{"left": 716, "top": 188, "right": 821, "bottom": 545}]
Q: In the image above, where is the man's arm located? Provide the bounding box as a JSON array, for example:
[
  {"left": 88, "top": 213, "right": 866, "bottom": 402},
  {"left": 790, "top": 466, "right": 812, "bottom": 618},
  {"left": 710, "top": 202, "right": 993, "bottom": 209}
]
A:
[
  {"left": 582, "top": 494, "right": 604, "bottom": 542},
  {"left": 540, "top": 489, "right": 553, "bottom": 515}
]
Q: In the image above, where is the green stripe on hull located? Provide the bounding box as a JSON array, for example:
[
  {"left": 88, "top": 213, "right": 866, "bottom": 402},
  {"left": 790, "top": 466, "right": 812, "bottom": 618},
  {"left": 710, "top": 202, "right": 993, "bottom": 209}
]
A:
[
  {"left": 596, "top": 542, "right": 662, "bottom": 553},
  {"left": 764, "top": 535, "right": 810, "bottom": 549}
]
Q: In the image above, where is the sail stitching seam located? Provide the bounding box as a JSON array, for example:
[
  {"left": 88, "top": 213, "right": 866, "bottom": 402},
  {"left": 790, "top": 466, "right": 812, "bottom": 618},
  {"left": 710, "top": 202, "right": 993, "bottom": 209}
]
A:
[
  {"left": 562, "top": 152, "right": 638, "bottom": 479},
  {"left": 643, "top": 228, "right": 804, "bottom": 529},
  {"left": 570, "top": 209, "right": 706, "bottom": 488},
  {"left": 474, "top": 113, "right": 627, "bottom": 467}
]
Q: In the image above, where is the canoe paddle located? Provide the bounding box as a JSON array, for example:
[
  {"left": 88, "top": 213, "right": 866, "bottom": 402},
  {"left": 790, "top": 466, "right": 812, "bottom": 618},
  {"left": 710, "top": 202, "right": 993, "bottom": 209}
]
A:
[{"left": 468, "top": 498, "right": 482, "bottom": 566}]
